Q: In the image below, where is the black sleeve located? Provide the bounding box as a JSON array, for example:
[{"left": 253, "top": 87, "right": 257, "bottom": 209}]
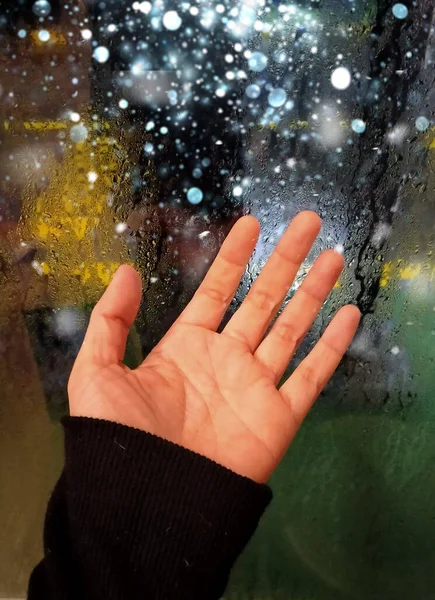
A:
[{"left": 28, "top": 417, "right": 272, "bottom": 600}]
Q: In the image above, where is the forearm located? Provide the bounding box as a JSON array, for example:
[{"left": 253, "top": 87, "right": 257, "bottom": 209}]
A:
[{"left": 28, "top": 417, "right": 272, "bottom": 600}]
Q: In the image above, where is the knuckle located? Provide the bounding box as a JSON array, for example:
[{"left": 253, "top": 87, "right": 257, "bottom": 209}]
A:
[
  {"left": 290, "top": 407, "right": 303, "bottom": 431},
  {"left": 273, "top": 320, "right": 302, "bottom": 348},
  {"left": 227, "top": 327, "right": 252, "bottom": 348},
  {"left": 247, "top": 288, "right": 278, "bottom": 313},
  {"left": 198, "top": 285, "right": 229, "bottom": 305},
  {"left": 298, "top": 364, "right": 323, "bottom": 396}
]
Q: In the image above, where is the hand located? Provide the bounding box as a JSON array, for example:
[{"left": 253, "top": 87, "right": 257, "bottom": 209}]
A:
[{"left": 68, "top": 212, "right": 360, "bottom": 483}]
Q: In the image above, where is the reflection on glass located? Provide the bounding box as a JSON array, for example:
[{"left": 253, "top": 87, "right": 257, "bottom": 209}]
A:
[{"left": 0, "top": 0, "right": 435, "bottom": 597}]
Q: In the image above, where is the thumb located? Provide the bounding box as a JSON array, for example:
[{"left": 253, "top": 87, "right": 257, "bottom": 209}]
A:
[{"left": 78, "top": 265, "right": 142, "bottom": 366}]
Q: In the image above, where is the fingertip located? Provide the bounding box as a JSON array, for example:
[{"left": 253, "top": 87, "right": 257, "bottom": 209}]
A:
[
  {"left": 237, "top": 214, "right": 261, "bottom": 236},
  {"left": 225, "top": 215, "right": 260, "bottom": 251},
  {"left": 240, "top": 214, "right": 260, "bottom": 226},
  {"left": 341, "top": 304, "right": 361, "bottom": 320},
  {"left": 295, "top": 210, "right": 322, "bottom": 231},
  {"left": 321, "top": 248, "right": 345, "bottom": 268},
  {"left": 321, "top": 304, "right": 361, "bottom": 353},
  {"left": 332, "top": 251, "right": 346, "bottom": 272},
  {"left": 102, "top": 264, "right": 142, "bottom": 313},
  {"left": 113, "top": 264, "right": 141, "bottom": 283},
  {"left": 111, "top": 264, "right": 142, "bottom": 292},
  {"left": 336, "top": 304, "right": 362, "bottom": 331}
]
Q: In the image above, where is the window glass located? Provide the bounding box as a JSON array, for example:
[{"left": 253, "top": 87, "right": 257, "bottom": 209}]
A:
[{"left": 1, "top": 0, "right": 435, "bottom": 597}]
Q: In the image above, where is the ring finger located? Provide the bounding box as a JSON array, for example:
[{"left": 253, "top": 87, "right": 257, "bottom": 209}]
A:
[{"left": 255, "top": 249, "right": 344, "bottom": 382}]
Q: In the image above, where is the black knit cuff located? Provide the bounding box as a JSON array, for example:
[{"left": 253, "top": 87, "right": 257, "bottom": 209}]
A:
[{"left": 61, "top": 416, "right": 272, "bottom": 599}]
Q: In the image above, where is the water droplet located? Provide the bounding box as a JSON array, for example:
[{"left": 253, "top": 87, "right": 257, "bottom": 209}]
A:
[
  {"left": 246, "top": 84, "right": 261, "bottom": 99},
  {"left": 18, "top": 29, "right": 27, "bottom": 39},
  {"left": 331, "top": 67, "right": 351, "bottom": 90},
  {"left": 54, "top": 309, "right": 81, "bottom": 337},
  {"left": 31, "top": 260, "right": 44, "bottom": 276},
  {"left": 392, "top": 3, "right": 408, "bottom": 19},
  {"left": 416, "top": 116, "right": 430, "bottom": 132},
  {"left": 146, "top": 121, "right": 155, "bottom": 131},
  {"left": 351, "top": 119, "right": 366, "bottom": 134},
  {"left": 167, "top": 90, "right": 178, "bottom": 105},
  {"left": 87, "top": 171, "right": 98, "bottom": 183},
  {"left": 32, "top": 0, "right": 51, "bottom": 18},
  {"left": 81, "top": 29, "right": 92, "bottom": 40},
  {"left": 187, "top": 187, "right": 203, "bottom": 205},
  {"left": 118, "top": 99, "right": 129, "bottom": 109},
  {"left": 93, "top": 46, "right": 110, "bottom": 63},
  {"left": 144, "top": 142, "right": 154, "bottom": 154},
  {"left": 193, "top": 168, "right": 202, "bottom": 179},
  {"left": 248, "top": 52, "right": 268, "bottom": 72},
  {"left": 70, "top": 124, "right": 88, "bottom": 143},
  {"left": 115, "top": 222, "right": 128, "bottom": 234},
  {"left": 163, "top": 10, "right": 182, "bottom": 31},
  {"left": 268, "top": 88, "right": 287, "bottom": 108},
  {"left": 38, "top": 30, "right": 50, "bottom": 42},
  {"left": 233, "top": 185, "right": 243, "bottom": 197},
  {"left": 133, "top": 1, "right": 152, "bottom": 14}
]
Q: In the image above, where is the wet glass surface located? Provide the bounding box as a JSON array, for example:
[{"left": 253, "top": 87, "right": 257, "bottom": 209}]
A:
[{"left": 1, "top": 0, "right": 435, "bottom": 597}]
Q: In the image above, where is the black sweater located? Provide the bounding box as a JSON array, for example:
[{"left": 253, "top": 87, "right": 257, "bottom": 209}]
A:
[{"left": 28, "top": 417, "right": 272, "bottom": 599}]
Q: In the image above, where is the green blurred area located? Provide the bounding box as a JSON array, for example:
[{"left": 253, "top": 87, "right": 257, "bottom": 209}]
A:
[{"left": 228, "top": 285, "right": 435, "bottom": 600}]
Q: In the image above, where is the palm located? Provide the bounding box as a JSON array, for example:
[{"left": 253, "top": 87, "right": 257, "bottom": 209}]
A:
[{"left": 69, "top": 213, "right": 360, "bottom": 483}]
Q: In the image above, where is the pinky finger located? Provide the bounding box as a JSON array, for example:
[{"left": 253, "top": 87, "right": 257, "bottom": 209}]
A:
[{"left": 280, "top": 305, "right": 360, "bottom": 432}]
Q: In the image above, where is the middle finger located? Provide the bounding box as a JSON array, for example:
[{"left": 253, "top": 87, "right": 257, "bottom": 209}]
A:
[{"left": 223, "top": 211, "right": 321, "bottom": 350}]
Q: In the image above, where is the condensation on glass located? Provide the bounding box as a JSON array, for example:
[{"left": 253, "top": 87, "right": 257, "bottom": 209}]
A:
[{"left": 0, "top": 0, "right": 434, "bottom": 598}]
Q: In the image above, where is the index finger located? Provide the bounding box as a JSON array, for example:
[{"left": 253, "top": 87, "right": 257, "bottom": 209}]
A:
[{"left": 176, "top": 216, "right": 260, "bottom": 330}]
